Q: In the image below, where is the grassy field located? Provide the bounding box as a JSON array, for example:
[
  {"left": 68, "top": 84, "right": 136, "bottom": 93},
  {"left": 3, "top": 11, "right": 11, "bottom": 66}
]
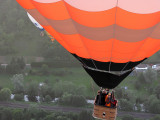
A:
[
  {"left": 0, "top": 67, "right": 159, "bottom": 99},
  {"left": 0, "top": 68, "right": 133, "bottom": 93}
]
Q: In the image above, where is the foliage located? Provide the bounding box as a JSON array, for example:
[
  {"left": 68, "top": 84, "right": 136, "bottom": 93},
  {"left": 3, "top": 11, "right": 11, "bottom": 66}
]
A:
[
  {"left": 0, "top": 88, "right": 11, "bottom": 101},
  {"left": 31, "top": 60, "right": 80, "bottom": 68},
  {"left": 39, "top": 84, "right": 55, "bottom": 102},
  {"left": 17, "top": 57, "right": 26, "bottom": 69},
  {"left": 150, "top": 115, "right": 160, "bottom": 120},
  {"left": 119, "top": 99, "right": 133, "bottom": 111},
  {"left": 134, "top": 73, "right": 145, "bottom": 90},
  {"left": 121, "top": 115, "right": 135, "bottom": 120},
  {"left": 143, "top": 67, "right": 157, "bottom": 84},
  {"left": 6, "top": 57, "right": 21, "bottom": 74},
  {"left": 78, "top": 110, "right": 94, "bottom": 120},
  {"left": 136, "top": 95, "right": 147, "bottom": 104},
  {"left": 3, "top": 106, "right": 79, "bottom": 120},
  {"left": 0, "top": 108, "right": 12, "bottom": 120},
  {"left": 44, "top": 95, "right": 52, "bottom": 103},
  {"left": 14, "top": 93, "right": 24, "bottom": 101},
  {"left": 154, "top": 84, "right": 160, "bottom": 99},
  {"left": 115, "top": 87, "right": 123, "bottom": 99},
  {"left": 5, "top": 57, "right": 26, "bottom": 75},
  {"left": 40, "top": 64, "right": 49, "bottom": 75},
  {"left": 13, "top": 109, "right": 23, "bottom": 120},
  {"left": 26, "top": 82, "right": 38, "bottom": 102},
  {"left": 144, "top": 95, "right": 160, "bottom": 113},
  {"left": 53, "top": 81, "right": 86, "bottom": 98},
  {"left": 10, "top": 74, "right": 24, "bottom": 94},
  {"left": 59, "top": 92, "right": 87, "bottom": 107}
]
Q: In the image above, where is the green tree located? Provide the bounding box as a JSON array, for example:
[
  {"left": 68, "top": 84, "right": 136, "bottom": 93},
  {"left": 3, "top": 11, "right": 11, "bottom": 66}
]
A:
[
  {"left": 10, "top": 74, "right": 24, "bottom": 94},
  {"left": 144, "top": 95, "right": 160, "bottom": 113},
  {"left": 115, "top": 87, "right": 123, "bottom": 99},
  {"left": 121, "top": 115, "right": 134, "bottom": 120},
  {"left": 143, "top": 67, "right": 157, "bottom": 84},
  {"left": 26, "top": 82, "right": 38, "bottom": 102},
  {"left": 59, "top": 93, "right": 87, "bottom": 107},
  {"left": 44, "top": 113, "right": 56, "bottom": 120},
  {"left": 13, "top": 109, "right": 23, "bottom": 120},
  {"left": 0, "top": 88, "right": 11, "bottom": 101},
  {"left": 150, "top": 115, "right": 160, "bottom": 120},
  {"left": 119, "top": 99, "right": 133, "bottom": 111},
  {"left": 6, "top": 57, "right": 21, "bottom": 74},
  {"left": 17, "top": 57, "right": 25, "bottom": 69},
  {"left": 0, "top": 108, "right": 12, "bottom": 120},
  {"left": 78, "top": 110, "right": 93, "bottom": 120},
  {"left": 155, "top": 84, "right": 160, "bottom": 99},
  {"left": 14, "top": 93, "right": 24, "bottom": 101},
  {"left": 134, "top": 73, "right": 145, "bottom": 90},
  {"left": 71, "top": 95, "right": 87, "bottom": 107},
  {"left": 39, "top": 84, "right": 55, "bottom": 102},
  {"left": 53, "top": 81, "right": 86, "bottom": 98},
  {"left": 40, "top": 64, "right": 49, "bottom": 75},
  {"left": 44, "top": 95, "right": 52, "bottom": 103}
]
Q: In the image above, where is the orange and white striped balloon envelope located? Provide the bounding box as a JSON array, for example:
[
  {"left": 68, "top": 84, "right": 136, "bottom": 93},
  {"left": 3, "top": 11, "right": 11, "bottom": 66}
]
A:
[{"left": 16, "top": 0, "right": 160, "bottom": 89}]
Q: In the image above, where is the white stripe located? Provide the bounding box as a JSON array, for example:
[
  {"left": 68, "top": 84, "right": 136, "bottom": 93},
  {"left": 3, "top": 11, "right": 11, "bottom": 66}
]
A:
[
  {"left": 64, "top": 0, "right": 160, "bottom": 13},
  {"left": 33, "top": 0, "right": 61, "bottom": 3},
  {"left": 27, "top": 12, "right": 44, "bottom": 30},
  {"left": 118, "top": 0, "right": 160, "bottom": 14},
  {"left": 64, "top": 0, "right": 117, "bottom": 12}
]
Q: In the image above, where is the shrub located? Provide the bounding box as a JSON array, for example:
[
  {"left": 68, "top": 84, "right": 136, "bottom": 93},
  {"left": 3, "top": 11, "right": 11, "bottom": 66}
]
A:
[
  {"left": 10, "top": 74, "right": 24, "bottom": 94},
  {"left": 0, "top": 88, "right": 11, "bottom": 101},
  {"left": 14, "top": 93, "right": 24, "bottom": 101},
  {"left": 155, "top": 84, "right": 160, "bottom": 99},
  {"left": 26, "top": 82, "right": 38, "bottom": 102},
  {"left": 39, "top": 85, "right": 55, "bottom": 102},
  {"left": 150, "top": 115, "right": 160, "bottom": 120},
  {"left": 148, "top": 100, "right": 160, "bottom": 114},
  {"left": 71, "top": 95, "right": 87, "bottom": 107},
  {"left": 53, "top": 81, "right": 86, "bottom": 98},
  {"left": 78, "top": 110, "right": 93, "bottom": 120},
  {"left": 59, "top": 93, "right": 87, "bottom": 107},
  {"left": 144, "top": 95, "right": 160, "bottom": 113},
  {"left": 31, "top": 61, "right": 79, "bottom": 68},
  {"left": 0, "top": 108, "right": 12, "bottom": 120},
  {"left": 115, "top": 87, "right": 123, "bottom": 99},
  {"left": 121, "top": 115, "right": 134, "bottom": 120},
  {"left": 40, "top": 64, "right": 49, "bottom": 75},
  {"left": 119, "top": 99, "right": 133, "bottom": 111},
  {"left": 143, "top": 67, "right": 157, "bottom": 84},
  {"left": 44, "top": 95, "right": 52, "bottom": 103},
  {"left": 136, "top": 95, "right": 147, "bottom": 104},
  {"left": 13, "top": 109, "right": 23, "bottom": 120}
]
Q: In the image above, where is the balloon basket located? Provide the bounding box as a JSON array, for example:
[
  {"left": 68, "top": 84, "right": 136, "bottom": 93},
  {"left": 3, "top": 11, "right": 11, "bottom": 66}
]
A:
[{"left": 93, "top": 104, "right": 117, "bottom": 120}]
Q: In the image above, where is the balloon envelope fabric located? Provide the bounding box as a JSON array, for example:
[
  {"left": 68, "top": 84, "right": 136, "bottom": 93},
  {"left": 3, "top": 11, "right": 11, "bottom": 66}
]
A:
[{"left": 16, "top": 0, "right": 160, "bottom": 88}]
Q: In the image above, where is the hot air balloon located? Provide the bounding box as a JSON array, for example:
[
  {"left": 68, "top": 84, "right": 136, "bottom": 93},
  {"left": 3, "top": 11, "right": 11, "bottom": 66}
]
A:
[
  {"left": 27, "top": 12, "right": 55, "bottom": 41},
  {"left": 16, "top": 0, "right": 160, "bottom": 119}
]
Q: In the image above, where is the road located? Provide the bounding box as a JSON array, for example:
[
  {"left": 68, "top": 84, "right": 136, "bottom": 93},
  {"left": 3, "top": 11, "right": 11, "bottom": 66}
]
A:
[{"left": 0, "top": 102, "right": 159, "bottom": 119}]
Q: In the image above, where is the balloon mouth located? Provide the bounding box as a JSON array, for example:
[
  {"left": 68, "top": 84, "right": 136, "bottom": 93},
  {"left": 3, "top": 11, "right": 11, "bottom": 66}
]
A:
[
  {"left": 83, "top": 65, "right": 133, "bottom": 76},
  {"left": 83, "top": 66, "right": 133, "bottom": 89}
]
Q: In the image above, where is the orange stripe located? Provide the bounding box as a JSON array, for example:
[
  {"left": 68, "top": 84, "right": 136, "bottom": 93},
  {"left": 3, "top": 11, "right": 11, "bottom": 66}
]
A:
[
  {"left": 57, "top": 33, "right": 90, "bottom": 58},
  {"left": 135, "top": 38, "right": 160, "bottom": 59},
  {"left": 64, "top": 2, "right": 116, "bottom": 27},
  {"left": 32, "top": 0, "right": 70, "bottom": 20},
  {"left": 117, "top": 8, "right": 160, "bottom": 29},
  {"left": 80, "top": 36, "right": 113, "bottom": 62},
  {"left": 16, "top": 0, "right": 35, "bottom": 9},
  {"left": 43, "top": 26, "right": 72, "bottom": 53},
  {"left": 111, "top": 40, "right": 145, "bottom": 63}
]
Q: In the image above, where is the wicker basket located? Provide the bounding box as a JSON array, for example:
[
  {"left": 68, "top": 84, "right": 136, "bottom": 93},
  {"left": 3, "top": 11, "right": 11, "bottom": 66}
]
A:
[{"left": 93, "top": 104, "right": 117, "bottom": 120}]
